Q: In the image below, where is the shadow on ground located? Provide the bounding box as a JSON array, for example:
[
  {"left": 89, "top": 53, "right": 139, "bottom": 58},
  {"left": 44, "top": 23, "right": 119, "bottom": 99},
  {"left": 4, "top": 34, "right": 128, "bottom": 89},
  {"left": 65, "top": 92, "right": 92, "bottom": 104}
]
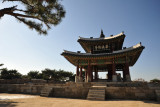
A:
[
  {"left": 105, "top": 99, "right": 160, "bottom": 104},
  {"left": 0, "top": 101, "right": 20, "bottom": 107},
  {"left": 143, "top": 100, "right": 160, "bottom": 104}
]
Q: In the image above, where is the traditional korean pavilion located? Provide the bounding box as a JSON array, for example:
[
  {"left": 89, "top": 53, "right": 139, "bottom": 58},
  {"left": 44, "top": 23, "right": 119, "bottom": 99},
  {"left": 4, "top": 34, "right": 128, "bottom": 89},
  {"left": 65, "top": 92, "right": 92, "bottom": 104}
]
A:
[{"left": 61, "top": 30, "right": 145, "bottom": 82}]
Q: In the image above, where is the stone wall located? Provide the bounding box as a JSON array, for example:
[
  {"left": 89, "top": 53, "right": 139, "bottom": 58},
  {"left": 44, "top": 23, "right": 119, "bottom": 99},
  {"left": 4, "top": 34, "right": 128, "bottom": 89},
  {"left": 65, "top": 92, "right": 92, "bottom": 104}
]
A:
[
  {"left": 105, "top": 87, "right": 155, "bottom": 100},
  {"left": 50, "top": 82, "right": 156, "bottom": 100},
  {"left": 0, "top": 82, "right": 159, "bottom": 101},
  {"left": 51, "top": 82, "right": 91, "bottom": 99},
  {"left": 0, "top": 79, "right": 65, "bottom": 84},
  {"left": 0, "top": 84, "right": 44, "bottom": 95}
]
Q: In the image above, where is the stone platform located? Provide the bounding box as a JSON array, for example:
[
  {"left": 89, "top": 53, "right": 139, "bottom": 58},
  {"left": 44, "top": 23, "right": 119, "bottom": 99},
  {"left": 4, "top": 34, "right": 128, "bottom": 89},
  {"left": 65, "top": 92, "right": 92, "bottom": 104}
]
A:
[{"left": 0, "top": 82, "right": 160, "bottom": 101}]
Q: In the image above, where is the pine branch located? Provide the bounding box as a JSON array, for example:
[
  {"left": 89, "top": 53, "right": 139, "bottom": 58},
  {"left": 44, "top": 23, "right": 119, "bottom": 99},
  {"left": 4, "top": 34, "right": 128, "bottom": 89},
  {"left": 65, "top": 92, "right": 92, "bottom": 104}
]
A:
[
  {"left": 0, "top": 5, "right": 17, "bottom": 18},
  {"left": 1, "top": 0, "right": 65, "bottom": 35},
  {"left": 15, "top": 16, "right": 47, "bottom": 35}
]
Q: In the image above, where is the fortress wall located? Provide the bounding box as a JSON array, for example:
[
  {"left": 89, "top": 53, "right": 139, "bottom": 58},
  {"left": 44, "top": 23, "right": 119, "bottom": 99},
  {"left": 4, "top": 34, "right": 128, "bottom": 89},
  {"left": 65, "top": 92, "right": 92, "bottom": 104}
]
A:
[
  {"left": 0, "top": 79, "right": 62, "bottom": 84},
  {"left": 105, "top": 87, "right": 155, "bottom": 100},
  {"left": 0, "top": 82, "right": 159, "bottom": 100},
  {"left": 52, "top": 82, "right": 91, "bottom": 99},
  {"left": 0, "top": 84, "right": 44, "bottom": 95}
]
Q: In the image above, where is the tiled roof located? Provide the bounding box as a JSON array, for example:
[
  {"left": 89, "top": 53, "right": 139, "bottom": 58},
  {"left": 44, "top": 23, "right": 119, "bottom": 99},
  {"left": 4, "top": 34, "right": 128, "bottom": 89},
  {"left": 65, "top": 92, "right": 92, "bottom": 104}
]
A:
[
  {"left": 62, "top": 43, "right": 144, "bottom": 57},
  {"left": 78, "top": 32, "right": 125, "bottom": 42}
]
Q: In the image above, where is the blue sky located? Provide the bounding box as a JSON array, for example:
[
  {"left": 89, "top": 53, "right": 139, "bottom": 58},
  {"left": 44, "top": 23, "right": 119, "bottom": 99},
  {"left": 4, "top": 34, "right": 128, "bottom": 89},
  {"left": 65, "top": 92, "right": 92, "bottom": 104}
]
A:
[{"left": 0, "top": 0, "right": 160, "bottom": 81}]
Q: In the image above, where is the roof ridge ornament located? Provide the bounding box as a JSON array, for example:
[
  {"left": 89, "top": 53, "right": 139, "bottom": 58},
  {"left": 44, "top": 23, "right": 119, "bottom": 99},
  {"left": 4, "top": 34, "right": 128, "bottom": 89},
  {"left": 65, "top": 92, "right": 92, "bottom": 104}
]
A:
[
  {"left": 100, "top": 29, "right": 105, "bottom": 38},
  {"left": 101, "top": 29, "right": 103, "bottom": 34}
]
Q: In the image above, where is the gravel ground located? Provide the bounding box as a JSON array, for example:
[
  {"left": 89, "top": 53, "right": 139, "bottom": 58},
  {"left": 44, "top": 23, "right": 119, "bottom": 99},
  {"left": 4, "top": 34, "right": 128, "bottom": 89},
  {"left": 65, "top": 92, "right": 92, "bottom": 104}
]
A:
[{"left": 0, "top": 93, "right": 160, "bottom": 107}]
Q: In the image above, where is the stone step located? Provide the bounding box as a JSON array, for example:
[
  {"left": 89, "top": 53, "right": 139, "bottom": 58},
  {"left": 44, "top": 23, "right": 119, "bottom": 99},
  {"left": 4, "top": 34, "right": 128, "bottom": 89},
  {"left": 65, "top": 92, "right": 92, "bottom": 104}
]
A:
[
  {"left": 92, "top": 82, "right": 106, "bottom": 85},
  {"left": 91, "top": 86, "right": 106, "bottom": 87},
  {"left": 40, "top": 94, "right": 49, "bottom": 96},
  {"left": 92, "top": 84, "right": 106, "bottom": 86},
  {"left": 88, "top": 93, "right": 105, "bottom": 95},
  {"left": 41, "top": 90, "right": 51, "bottom": 92},
  {"left": 40, "top": 93, "right": 50, "bottom": 97},
  {"left": 87, "top": 88, "right": 105, "bottom": 101},
  {"left": 88, "top": 90, "right": 105, "bottom": 93},
  {"left": 88, "top": 94, "right": 105, "bottom": 98},
  {"left": 87, "top": 95, "right": 105, "bottom": 98},
  {"left": 88, "top": 91, "right": 105, "bottom": 94},
  {"left": 90, "top": 87, "right": 106, "bottom": 90},
  {"left": 40, "top": 87, "right": 53, "bottom": 97},
  {"left": 42, "top": 88, "right": 53, "bottom": 90},
  {"left": 89, "top": 88, "right": 105, "bottom": 91},
  {"left": 87, "top": 97, "right": 105, "bottom": 101},
  {"left": 91, "top": 86, "right": 106, "bottom": 89},
  {"left": 89, "top": 90, "right": 105, "bottom": 93},
  {"left": 41, "top": 92, "right": 49, "bottom": 94},
  {"left": 88, "top": 92, "right": 105, "bottom": 95}
]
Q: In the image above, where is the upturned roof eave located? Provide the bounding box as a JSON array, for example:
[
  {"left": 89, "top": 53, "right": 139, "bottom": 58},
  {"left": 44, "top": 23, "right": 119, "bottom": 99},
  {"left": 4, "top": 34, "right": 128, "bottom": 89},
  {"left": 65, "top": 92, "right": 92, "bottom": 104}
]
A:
[
  {"left": 61, "top": 44, "right": 145, "bottom": 67},
  {"left": 77, "top": 32, "right": 126, "bottom": 53},
  {"left": 77, "top": 32, "right": 125, "bottom": 42},
  {"left": 61, "top": 43, "right": 144, "bottom": 57}
]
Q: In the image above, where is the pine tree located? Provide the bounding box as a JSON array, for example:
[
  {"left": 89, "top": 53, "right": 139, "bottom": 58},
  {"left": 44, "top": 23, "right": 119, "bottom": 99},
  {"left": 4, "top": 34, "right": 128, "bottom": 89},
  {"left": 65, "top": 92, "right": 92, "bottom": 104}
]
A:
[{"left": 0, "top": 0, "right": 65, "bottom": 35}]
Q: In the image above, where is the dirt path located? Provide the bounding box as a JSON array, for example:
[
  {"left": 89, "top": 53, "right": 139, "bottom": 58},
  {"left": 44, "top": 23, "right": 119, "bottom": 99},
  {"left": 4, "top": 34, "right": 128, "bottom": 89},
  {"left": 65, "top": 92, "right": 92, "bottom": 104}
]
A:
[{"left": 0, "top": 93, "right": 160, "bottom": 107}]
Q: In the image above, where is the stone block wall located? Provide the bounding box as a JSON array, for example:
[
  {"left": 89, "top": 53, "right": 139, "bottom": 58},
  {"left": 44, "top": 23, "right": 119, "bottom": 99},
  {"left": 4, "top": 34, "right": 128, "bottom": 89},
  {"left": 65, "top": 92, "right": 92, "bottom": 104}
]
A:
[
  {"left": 0, "top": 79, "right": 65, "bottom": 84},
  {"left": 0, "top": 82, "right": 159, "bottom": 101},
  {"left": 52, "top": 82, "right": 90, "bottom": 99},
  {"left": 105, "top": 87, "right": 155, "bottom": 100},
  {"left": 0, "top": 84, "right": 44, "bottom": 95}
]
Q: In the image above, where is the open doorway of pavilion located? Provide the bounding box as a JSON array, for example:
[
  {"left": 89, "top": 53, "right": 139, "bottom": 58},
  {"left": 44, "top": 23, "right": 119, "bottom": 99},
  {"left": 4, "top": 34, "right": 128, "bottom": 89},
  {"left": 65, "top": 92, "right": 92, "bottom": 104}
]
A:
[{"left": 92, "top": 71, "right": 124, "bottom": 82}]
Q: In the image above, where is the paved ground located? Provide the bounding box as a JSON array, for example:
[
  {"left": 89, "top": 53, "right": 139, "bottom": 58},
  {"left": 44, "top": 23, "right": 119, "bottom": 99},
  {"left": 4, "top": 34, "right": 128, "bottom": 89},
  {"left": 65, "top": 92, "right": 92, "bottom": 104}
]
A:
[{"left": 0, "top": 93, "right": 160, "bottom": 107}]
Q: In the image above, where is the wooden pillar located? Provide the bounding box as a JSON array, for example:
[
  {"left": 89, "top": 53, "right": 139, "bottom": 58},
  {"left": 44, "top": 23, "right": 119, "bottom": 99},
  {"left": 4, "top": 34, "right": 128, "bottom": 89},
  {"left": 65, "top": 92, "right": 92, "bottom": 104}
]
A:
[
  {"left": 110, "top": 43, "right": 113, "bottom": 52},
  {"left": 125, "top": 58, "right": 131, "bottom": 81},
  {"left": 87, "top": 60, "right": 91, "bottom": 82},
  {"left": 112, "top": 63, "right": 116, "bottom": 75},
  {"left": 112, "top": 58, "right": 117, "bottom": 82},
  {"left": 125, "top": 62, "right": 130, "bottom": 75},
  {"left": 95, "top": 66, "right": 98, "bottom": 80},
  {"left": 108, "top": 67, "right": 112, "bottom": 81},
  {"left": 123, "top": 65, "right": 126, "bottom": 81},
  {"left": 85, "top": 69, "right": 87, "bottom": 82},
  {"left": 91, "top": 66, "right": 93, "bottom": 82},
  {"left": 80, "top": 66, "right": 82, "bottom": 77},
  {"left": 76, "top": 60, "right": 79, "bottom": 76},
  {"left": 123, "top": 56, "right": 131, "bottom": 82}
]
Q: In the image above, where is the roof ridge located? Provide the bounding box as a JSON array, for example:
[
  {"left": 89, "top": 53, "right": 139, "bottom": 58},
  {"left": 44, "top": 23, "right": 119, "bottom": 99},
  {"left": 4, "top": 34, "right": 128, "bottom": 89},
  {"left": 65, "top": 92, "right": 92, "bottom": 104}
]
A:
[{"left": 78, "top": 32, "right": 124, "bottom": 40}]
